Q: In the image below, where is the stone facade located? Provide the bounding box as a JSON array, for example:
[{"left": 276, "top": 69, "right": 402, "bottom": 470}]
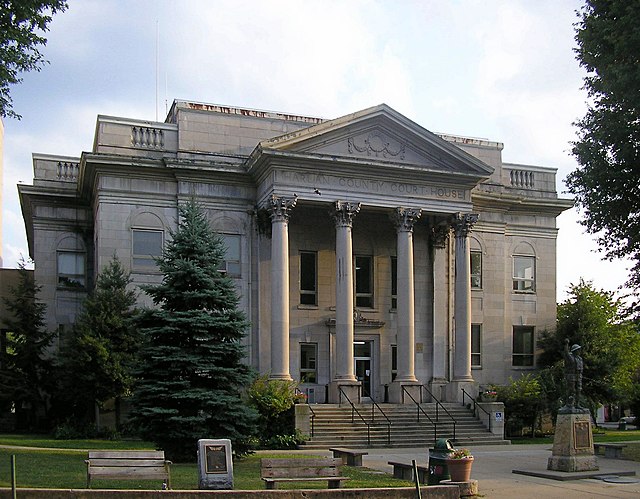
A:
[{"left": 19, "top": 101, "right": 572, "bottom": 403}]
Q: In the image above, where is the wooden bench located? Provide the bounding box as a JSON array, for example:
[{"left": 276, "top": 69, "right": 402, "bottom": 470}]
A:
[
  {"left": 85, "top": 450, "right": 172, "bottom": 489},
  {"left": 329, "top": 447, "right": 368, "bottom": 466},
  {"left": 388, "top": 460, "right": 429, "bottom": 483},
  {"left": 593, "top": 443, "right": 627, "bottom": 459},
  {"left": 261, "top": 458, "right": 350, "bottom": 489}
]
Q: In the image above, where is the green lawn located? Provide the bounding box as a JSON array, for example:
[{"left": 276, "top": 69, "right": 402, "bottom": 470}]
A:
[
  {"left": 511, "top": 428, "right": 640, "bottom": 445},
  {"left": 0, "top": 435, "right": 412, "bottom": 490}
]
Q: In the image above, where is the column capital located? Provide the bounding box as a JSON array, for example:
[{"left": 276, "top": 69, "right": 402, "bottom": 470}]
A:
[
  {"left": 453, "top": 212, "right": 479, "bottom": 238},
  {"left": 393, "top": 207, "right": 422, "bottom": 232},
  {"left": 430, "top": 223, "right": 451, "bottom": 249},
  {"left": 268, "top": 194, "right": 297, "bottom": 222},
  {"left": 333, "top": 200, "right": 361, "bottom": 227}
]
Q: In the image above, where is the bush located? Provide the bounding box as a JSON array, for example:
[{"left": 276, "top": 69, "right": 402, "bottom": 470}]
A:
[
  {"left": 247, "top": 375, "right": 304, "bottom": 449},
  {"left": 495, "top": 374, "right": 542, "bottom": 438}
]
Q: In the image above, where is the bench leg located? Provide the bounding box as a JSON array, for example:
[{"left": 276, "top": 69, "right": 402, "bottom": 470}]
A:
[
  {"left": 347, "top": 456, "right": 363, "bottom": 466},
  {"left": 265, "top": 482, "right": 277, "bottom": 490},
  {"left": 328, "top": 479, "right": 342, "bottom": 489}
]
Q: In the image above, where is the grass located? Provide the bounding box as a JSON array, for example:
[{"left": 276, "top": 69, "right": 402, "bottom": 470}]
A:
[{"left": 0, "top": 435, "right": 412, "bottom": 490}]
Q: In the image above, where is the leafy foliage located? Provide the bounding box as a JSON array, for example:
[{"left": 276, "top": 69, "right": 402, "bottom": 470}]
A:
[
  {"left": 129, "top": 199, "right": 257, "bottom": 461},
  {"left": 568, "top": 0, "right": 640, "bottom": 310},
  {"left": 0, "top": 1, "right": 68, "bottom": 118},
  {"left": 494, "top": 374, "right": 542, "bottom": 437},
  {"left": 53, "top": 256, "right": 139, "bottom": 429},
  {"left": 0, "top": 258, "right": 54, "bottom": 430},
  {"left": 537, "top": 280, "right": 640, "bottom": 411},
  {"left": 247, "top": 375, "right": 306, "bottom": 448}
]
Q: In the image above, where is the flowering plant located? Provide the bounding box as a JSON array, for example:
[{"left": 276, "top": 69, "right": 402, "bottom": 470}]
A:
[
  {"left": 483, "top": 390, "right": 497, "bottom": 397},
  {"left": 449, "top": 448, "right": 473, "bottom": 459}
]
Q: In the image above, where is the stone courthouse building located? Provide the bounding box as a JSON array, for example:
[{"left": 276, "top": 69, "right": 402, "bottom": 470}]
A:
[{"left": 19, "top": 101, "right": 572, "bottom": 404}]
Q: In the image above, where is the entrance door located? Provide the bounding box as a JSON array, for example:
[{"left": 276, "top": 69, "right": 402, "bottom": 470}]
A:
[{"left": 354, "top": 341, "right": 372, "bottom": 401}]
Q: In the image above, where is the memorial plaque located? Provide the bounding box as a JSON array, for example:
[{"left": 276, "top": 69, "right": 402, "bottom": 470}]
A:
[
  {"left": 573, "top": 420, "right": 592, "bottom": 449},
  {"left": 198, "top": 439, "right": 233, "bottom": 490},
  {"left": 205, "top": 445, "right": 227, "bottom": 474}
]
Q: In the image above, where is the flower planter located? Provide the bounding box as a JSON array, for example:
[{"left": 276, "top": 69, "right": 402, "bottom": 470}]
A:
[{"left": 446, "top": 457, "right": 474, "bottom": 482}]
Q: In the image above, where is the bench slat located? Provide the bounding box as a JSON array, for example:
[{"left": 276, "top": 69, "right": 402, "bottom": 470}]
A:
[
  {"left": 90, "top": 468, "right": 169, "bottom": 478},
  {"left": 88, "top": 459, "right": 167, "bottom": 467},
  {"left": 260, "top": 457, "right": 347, "bottom": 489},
  {"left": 88, "top": 451, "right": 166, "bottom": 459}
]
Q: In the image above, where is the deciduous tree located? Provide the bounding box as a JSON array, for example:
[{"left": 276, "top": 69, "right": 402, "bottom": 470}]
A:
[
  {"left": 0, "top": 1, "right": 68, "bottom": 118},
  {"left": 568, "top": 0, "right": 640, "bottom": 309}
]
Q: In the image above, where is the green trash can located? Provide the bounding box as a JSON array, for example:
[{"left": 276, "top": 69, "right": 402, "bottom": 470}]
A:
[{"left": 427, "top": 438, "right": 454, "bottom": 485}]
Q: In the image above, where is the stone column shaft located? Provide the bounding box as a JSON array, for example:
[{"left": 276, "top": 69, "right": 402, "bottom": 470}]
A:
[
  {"left": 333, "top": 201, "right": 360, "bottom": 382},
  {"left": 394, "top": 208, "right": 421, "bottom": 383},
  {"left": 268, "top": 195, "right": 297, "bottom": 380},
  {"left": 453, "top": 213, "right": 478, "bottom": 382}
]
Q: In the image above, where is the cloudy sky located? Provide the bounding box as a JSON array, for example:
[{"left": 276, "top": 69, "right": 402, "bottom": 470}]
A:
[{"left": 2, "top": 0, "right": 631, "bottom": 302}]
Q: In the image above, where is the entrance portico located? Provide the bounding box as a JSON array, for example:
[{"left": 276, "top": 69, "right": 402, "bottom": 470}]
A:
[{"left": 247, "top": 104, "right": 492, "bottom": 403}]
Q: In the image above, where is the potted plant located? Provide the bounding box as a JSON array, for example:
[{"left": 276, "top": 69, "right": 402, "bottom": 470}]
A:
[{"left": 445, "top": 447, "right": 474, "bottom": 482}]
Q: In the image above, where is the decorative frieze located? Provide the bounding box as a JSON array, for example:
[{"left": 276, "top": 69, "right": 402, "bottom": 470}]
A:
[
  {"left": 332, "top": 201, "right": 361, "bottom": 227},
  {"left": 392, "top": 207, "right": 422, "bottom": 232},
  {"left": 267, "top": 194, "right": 298, "bottom": 222},
  {"left": 347, "top": 131, "right": 405, "bottom": 160}
]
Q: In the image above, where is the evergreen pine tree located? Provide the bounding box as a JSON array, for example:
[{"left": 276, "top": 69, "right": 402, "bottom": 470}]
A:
[
  {"left": 130, "top": 199, "right": 256, "bottom": 461},
  {"left": 0, "top": 258, "right": 54, "bottom": 430},
  {"left": 54, "top": 255, "right": 139, "bottom": 430}
]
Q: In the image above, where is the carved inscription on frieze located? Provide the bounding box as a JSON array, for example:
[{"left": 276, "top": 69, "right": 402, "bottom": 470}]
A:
[{"left": 274, "top": 170, "right": 468, "bottom": 201}]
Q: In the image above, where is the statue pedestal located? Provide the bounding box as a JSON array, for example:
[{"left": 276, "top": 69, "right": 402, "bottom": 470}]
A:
[{"left": 547, "top": 411, "right": 598, "bottom": 472}]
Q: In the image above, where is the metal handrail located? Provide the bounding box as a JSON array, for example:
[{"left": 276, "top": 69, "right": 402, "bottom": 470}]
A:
[
  {"left": 401, "top": 386, "right": 438, "bottom": 442},
  {"left": 338, "top": 386, "right": 371, "bottom": 445},
  {"left": 362, "top": 386, "right": 392, "bottom": 445},
  {"left": 461, "top": 387, "right": 492, "bottom": 432},
  {"left": 420, "top": 385, "right": 457, "bottom": 440}
]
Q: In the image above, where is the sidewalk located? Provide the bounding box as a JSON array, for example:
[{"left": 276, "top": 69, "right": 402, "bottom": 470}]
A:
[{"left": 361, "top": 443, "right": 640, "bottom": 498}]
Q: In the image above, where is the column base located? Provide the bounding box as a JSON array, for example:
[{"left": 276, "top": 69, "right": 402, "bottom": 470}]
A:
[
  {"left": 268, "top": 373, "right": 293, "bottom": 381},
  {"left": 388, "top": 381, "right": 421, "bottom": 404},
  {"left": 328, "top": 380, "right": 361, "bottom": 404},
  {"left": 429, "top": 378, "right": 448, "bottom": 402},
  {"left": 447, "top": 380, "right": 475, "bottom": 403}
]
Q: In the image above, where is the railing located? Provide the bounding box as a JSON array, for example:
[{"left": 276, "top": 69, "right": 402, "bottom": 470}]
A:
[
  {"left": 420, "top": 385, "right": 457, "bottom": 441},
  {"left": 131, "top": 125, "right": 165, "bottom": 149},
  {"left": 296, "top": 388, "right": 316, "bottom": 437},
  {"left": 509, "top": 169, "right": 535, "bottom": 189},
  {"left": 56, "top": 161, "right": 79, "bottom": 181},
  {"left": 461, "top": 387, "right": 492, "bottom": 432},
  {"left": 401, "top": 386, "right": 439, "bottom": 442},
  {"left": 338, "top": 386, "right": 372, "bottom": 445},
  {"left": 362, "top": 387, "right": 392, "bottom": 445}
]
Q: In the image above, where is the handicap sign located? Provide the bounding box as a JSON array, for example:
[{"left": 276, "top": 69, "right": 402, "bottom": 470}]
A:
[{"left": 495, "top": 411, "right": 503, "bottom": 422}]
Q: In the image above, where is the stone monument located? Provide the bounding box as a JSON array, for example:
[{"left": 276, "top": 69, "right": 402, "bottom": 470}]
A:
[
  {"left": 197, "top": 439, "right": 234, "bottom": 489},
  {"left": 547, "top": 340, "right": 598, "bottom": 472}
]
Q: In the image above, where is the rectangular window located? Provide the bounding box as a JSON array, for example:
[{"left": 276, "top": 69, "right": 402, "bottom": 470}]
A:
[
  {"left": 391, "top": 345, "right": 397, "bottom": 381},
  {"left": 512, "top": 326, "right": 535, "bottom": 367},
  {"left": 300, "top": 343, "right": 317, "bottom": 383},
  {"left": 300, "top": 251, "right": 317, "bottom": 305},
  {"left": 471, "top": 324, "right": 482, "bottom": 367},
  {"left": 133, "top": 229, "right": 163, "bottom": 267},
  {"left": 355, "top": 255, "right": 373, "bottom": 308},
  {"left": 471, "top": 251, "right": 482, "bottom": 289},
  {"left": 57, "top": 251, "right": 86, "bottom": 288},
  {"left": 390, "top": 256, "right": 397, "bottom": 309},
  {"left": 219, "top": 234, "right": 241, "bottom": 277},
  {"left": 513, "top": 256, "right": 535, "bottom": 292}
]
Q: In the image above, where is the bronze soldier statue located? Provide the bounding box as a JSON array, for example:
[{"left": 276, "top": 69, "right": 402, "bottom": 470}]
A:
[{"left": 561, "top": 338, "right": 585, "bottom": 413}]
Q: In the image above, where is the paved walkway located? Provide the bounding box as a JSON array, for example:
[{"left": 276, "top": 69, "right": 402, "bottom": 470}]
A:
[{"left": 292, "top": 442, "right": 640, "bottom": 498}]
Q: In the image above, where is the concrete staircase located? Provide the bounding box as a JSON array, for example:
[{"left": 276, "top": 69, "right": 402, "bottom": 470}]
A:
[{"left": 299, "top": 403, "right": 509, "bottom": 449}]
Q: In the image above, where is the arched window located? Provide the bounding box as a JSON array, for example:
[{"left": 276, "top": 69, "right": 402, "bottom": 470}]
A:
[
  {"left": 56, "top": 235, "right": 86, "bottom": 289},
  {"left": 512, "top": 243, "right": 536, "bottom": 293},
  {"left": 131, "top": 212, "right": 165, "bottom": 270}
]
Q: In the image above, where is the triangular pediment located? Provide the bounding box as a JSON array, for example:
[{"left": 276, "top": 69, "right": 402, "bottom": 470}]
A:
[{"left": 252, "top": 104, "right": 493, "bottom": 178}]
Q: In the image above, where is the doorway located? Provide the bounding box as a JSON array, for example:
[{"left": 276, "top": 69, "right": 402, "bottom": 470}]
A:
[{"left": 354, "top": 341, "right": 372, "bottom": 401}]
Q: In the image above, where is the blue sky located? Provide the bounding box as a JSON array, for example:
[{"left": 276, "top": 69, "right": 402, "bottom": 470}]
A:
[{"left": 2, "top": 0, "right": 631, "bottom": 301}]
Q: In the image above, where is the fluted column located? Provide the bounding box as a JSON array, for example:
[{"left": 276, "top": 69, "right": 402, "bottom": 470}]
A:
[
  {"left": 452, "top": 212, "right": 478, "bottom": 382},
  {"left": 268, "top": 194, "right": 297, "bottom": 380},
  {"left": 332, "top": 201, "right": 360, "bottom": 383},
  {"left": 392, "top": 207, "right": 421, "bottom": 383}
]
